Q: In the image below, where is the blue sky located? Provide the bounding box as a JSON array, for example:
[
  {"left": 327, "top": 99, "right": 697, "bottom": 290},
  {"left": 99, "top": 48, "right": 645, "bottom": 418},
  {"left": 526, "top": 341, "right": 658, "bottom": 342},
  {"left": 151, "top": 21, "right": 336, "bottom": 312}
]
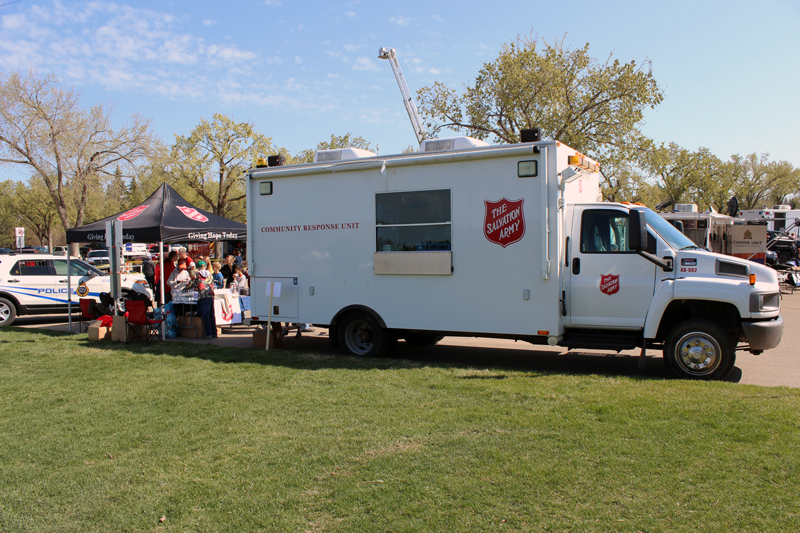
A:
[{"left": 1, "top": 0, "right": 798, "bottom": 183}]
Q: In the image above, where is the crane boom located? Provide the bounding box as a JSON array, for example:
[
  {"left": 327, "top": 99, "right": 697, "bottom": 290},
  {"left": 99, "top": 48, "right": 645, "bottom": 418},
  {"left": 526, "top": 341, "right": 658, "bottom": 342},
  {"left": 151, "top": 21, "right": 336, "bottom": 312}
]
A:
[{"left": 378, "top": 47, "right": 426, "bottom": 145}]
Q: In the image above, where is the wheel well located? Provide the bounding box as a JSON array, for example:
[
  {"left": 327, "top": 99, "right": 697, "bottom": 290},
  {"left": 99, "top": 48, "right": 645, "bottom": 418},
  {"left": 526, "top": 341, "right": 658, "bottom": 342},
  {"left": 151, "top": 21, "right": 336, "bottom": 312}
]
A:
[
  {"left": 0, "top": 292, "right": 21, "bottom": 311},
  {"left": 330, "top": 305, "right": 387, "bottom": 329},
  {"left": 655, "top": 300, "right": 741, "bottom": 342}
]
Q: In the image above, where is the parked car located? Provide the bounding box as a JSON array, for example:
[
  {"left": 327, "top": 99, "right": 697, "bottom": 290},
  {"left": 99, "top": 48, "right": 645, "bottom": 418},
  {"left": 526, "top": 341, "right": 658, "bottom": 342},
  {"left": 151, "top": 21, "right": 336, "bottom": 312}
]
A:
[
  {"left": 79, "top": 242, "right": 108, "bottom": 259},
  {"left": 85, "top": 249, "right": 110, "bottom": 267},
  {"left": 19, "top": 246, "right": 47, "bottom": 254},
  {"left": 52, "top": 246, "right": 68, "bottom": 255},
  {"left": 0, "top": 247, "right": 11, "bottom": 254},
  {"left": 0, "top": 252, "right": 152, "bottom": 326}
]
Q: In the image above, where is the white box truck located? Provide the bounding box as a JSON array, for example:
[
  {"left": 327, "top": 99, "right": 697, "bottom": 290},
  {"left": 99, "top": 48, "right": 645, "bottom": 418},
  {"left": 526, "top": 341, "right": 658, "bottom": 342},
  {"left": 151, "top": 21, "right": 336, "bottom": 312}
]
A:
[{"left": 246, "top": 134, "right": 783, "bottom": 380}]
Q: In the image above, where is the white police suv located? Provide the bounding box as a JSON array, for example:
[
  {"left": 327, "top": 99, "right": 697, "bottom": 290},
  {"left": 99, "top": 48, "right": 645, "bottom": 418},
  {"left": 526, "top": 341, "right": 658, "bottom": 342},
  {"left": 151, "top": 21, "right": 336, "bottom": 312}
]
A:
[{"left": 0, "top": 252, "right": 152, "bottom": 326}]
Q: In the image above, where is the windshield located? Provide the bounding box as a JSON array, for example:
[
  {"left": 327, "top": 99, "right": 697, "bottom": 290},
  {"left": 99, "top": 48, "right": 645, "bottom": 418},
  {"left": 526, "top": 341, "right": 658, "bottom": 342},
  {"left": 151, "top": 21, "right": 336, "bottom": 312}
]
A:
[
  {"left": 644, "top": 208, "right": 697, "bottom": 250},
  {"left": 88, "top": 250, "right": 109, "bottom": 258}
]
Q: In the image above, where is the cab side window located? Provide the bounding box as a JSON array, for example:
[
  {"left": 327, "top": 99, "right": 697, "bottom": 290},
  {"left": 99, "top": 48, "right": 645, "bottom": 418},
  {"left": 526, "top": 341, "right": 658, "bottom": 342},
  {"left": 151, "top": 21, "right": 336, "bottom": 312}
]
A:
[
  {"left": 581, "top": 210, "right": 632, "bottom": 253},
  {"left": 10, "top": 260, "right": 50, "bottom": 276}
]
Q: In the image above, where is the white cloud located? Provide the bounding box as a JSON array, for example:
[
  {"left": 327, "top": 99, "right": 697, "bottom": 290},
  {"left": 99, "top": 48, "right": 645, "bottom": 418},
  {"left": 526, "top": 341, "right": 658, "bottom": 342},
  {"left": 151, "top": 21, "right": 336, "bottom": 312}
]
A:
[
  {"left": 2, "top": 13, "right": 26, "bottom": 29},
  {"left": 202, "top": 19, "right": 217, "bottom": 26},
  {"left": 346, "top": 11, "right": 356, "bottom": 18},
  {"left": 352, "top": 56, "right": 379, "bottom": 71},
  {"left": 294, "top": 56, "right": 303, "bottom": 64},
  {"left": 344, "top": 43, "right": 362, "bottom": 51},
  {"left": 389, "top": 16, "right": 412, "bottom": 26},
  {"left": 431, "top": 15, "right": 445, "bottom": 22},
  {"left": 265, "top": 0, "right": 282, "bottom": 5},
  {"left": 429, "top": 68, "right": 440, "bottom": 74}
]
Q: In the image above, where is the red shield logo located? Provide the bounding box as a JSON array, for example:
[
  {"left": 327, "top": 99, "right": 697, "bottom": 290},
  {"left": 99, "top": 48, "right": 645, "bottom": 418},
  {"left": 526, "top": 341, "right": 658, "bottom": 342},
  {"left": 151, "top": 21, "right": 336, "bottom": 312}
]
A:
[
  {"left": 600, "top": 274, "right": 620, "bottom": 295},
  {"left": 118, "top": 205, "right": 149, "bottom": 221},
  {"left": 484, "top": 198, "right": 525, "bottom": 248},
  {"left": 177, "top": 206, "right": 208, "bottom": 222}
]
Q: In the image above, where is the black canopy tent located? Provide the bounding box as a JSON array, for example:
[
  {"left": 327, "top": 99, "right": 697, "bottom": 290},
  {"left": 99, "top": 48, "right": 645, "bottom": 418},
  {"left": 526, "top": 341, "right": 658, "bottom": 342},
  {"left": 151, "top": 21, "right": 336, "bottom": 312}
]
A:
[
  {"left": 65, "top": 183, "right": 246, "bottom": 333},
  {"left": 65, "top": 183, "right": 246, "bottom": 244}
]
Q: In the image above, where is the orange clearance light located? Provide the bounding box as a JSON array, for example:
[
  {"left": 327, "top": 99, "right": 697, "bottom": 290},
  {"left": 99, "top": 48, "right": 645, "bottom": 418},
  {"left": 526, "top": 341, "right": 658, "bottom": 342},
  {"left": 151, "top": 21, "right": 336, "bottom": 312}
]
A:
[
  {"left": 749, "top": 274, "right": 756, "bottom": 285},
  {"left": 567, "top": 155, "right": 599, "bottom": 173},
  {"left": 538, "top": 330, "right": 549, "bottom": 335}
]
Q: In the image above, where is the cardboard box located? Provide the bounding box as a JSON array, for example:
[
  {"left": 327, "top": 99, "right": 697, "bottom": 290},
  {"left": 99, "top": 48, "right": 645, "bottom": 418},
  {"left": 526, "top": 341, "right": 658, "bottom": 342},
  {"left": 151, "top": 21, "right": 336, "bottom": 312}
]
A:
[
  {"left": 87, "top": 320, "right": 111, "bottom": 341},
  {"left": 111, "top": 314, "right": 146, "bottom": 343},
  {"left": 253, "top": 326, "right": 283, "bottom": 349},
  {"left": 179, "top": 316, "right": 203, "bottom": 338}
]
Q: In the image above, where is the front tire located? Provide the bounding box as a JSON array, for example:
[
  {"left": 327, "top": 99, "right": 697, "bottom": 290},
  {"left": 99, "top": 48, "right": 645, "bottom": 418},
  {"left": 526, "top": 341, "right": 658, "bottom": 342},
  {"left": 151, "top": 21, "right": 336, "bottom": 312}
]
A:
[
  {"left": 337, "top": 311, "right": 394, "bottom": 357},
  {"left": 663, "top": 320, "right": 736, "bottom": 380},
  {"left": 0, "top": 297, "right": 18, "bottom": 327}
]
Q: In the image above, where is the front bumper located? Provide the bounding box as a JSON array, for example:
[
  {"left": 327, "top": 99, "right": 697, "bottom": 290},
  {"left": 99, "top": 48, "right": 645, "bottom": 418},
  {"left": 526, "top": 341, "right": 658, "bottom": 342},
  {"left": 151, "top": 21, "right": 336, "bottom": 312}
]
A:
[{"left": 742, "top": 315, "right": 784, "bottom": 352}]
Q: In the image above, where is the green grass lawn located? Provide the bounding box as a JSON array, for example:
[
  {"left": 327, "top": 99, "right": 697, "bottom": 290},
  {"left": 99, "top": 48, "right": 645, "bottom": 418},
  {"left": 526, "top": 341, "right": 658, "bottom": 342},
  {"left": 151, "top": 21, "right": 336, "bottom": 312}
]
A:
[{"left": 1, "top": 327, "right": 799, "bottom": 532}]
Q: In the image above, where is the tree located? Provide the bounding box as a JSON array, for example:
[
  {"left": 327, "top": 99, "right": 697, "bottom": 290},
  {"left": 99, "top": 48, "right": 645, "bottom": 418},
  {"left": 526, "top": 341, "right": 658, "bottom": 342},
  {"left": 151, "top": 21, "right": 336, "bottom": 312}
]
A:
[
  {"left": 728, "top": 153, "right": 776, "bottom": 211},
  {"left": 765, "top": 160, "right": 800, "bottom": 206},
  {"left": 292, "top": 133, "right": 373, "bottom": 164},
  {"left": 0, "top": 70, "right": 157, "bottom": 254},
  {"left": 171, "top": 114, "right": 276, "bottom": 222},
  {"left": 417, "top": 34, "right": 663, "bottom": 161},
  {"left": 640, "top": 143, "right": 723, "bottom": 210}
]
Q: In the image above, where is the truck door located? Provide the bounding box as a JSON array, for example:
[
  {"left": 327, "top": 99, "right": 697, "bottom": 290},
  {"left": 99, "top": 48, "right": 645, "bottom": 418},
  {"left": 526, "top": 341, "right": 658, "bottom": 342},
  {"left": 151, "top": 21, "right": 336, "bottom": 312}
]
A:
[{"left": 569, "top": 207, "right": 656, "bottom": 328}]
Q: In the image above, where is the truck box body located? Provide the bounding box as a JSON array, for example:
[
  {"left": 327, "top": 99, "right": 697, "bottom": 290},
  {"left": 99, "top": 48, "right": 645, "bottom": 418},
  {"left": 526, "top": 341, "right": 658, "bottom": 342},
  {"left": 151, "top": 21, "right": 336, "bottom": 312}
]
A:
[
  {"left": 247, "top": 141, "right": 596, "bottom": 340},
  {"left": 247, "top": 137, "right": 784, "bottom": 380}
]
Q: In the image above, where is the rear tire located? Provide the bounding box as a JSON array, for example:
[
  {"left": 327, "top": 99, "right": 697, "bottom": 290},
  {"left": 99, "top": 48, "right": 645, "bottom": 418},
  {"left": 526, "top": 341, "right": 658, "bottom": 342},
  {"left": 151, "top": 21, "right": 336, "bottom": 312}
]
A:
[
  {"left": 337, "top": 311, "right": 394, "bottom": 357},
  {"left": 663, "top": 319, "right": 736, "bottom": 380},
  {"left": 0, "top": 297, "right": 17, "bottom": 327}
]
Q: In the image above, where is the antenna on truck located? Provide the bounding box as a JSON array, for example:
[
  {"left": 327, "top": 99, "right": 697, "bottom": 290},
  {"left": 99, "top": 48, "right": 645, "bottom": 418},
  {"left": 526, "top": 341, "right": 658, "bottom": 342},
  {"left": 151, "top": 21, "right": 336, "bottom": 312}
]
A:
[{"left": 378, "top": 47, "right": 426, "bottom": 145}]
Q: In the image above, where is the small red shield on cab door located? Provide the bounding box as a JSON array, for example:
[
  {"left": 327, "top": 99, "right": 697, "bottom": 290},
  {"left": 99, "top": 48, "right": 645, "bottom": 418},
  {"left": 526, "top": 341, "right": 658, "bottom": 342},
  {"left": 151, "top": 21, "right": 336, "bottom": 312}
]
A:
[
  {"left": 484, "top": 198, "right": 525, "bottom": 248},
  {"left": 177, "top": 206, "right": 209, "bottom": 222},
  {"left": 600, "top": 274, "right": 620, "bottom": 295}
]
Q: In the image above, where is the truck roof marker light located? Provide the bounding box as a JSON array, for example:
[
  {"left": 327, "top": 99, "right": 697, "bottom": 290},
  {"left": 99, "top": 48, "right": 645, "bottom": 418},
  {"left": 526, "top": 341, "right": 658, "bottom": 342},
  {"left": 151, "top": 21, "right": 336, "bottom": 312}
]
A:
[
  {"left": 567, "top": 155, "right": 599, "bottom": 173},
  {"left": 538, "top": 330, "right": 549, "bottom": 335},
  {"left": 255, "top": 157, "right": 268, "bottom": 168},
  {"left": 750, "top": 274, "right": 756, "bottom": 285}
]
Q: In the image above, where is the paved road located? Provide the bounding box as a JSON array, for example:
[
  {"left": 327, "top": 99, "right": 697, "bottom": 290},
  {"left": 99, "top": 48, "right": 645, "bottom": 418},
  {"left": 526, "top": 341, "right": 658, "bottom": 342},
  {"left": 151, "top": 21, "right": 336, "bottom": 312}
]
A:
[{"left": 12, "top": 290, "right": 800, "bottom": 388}]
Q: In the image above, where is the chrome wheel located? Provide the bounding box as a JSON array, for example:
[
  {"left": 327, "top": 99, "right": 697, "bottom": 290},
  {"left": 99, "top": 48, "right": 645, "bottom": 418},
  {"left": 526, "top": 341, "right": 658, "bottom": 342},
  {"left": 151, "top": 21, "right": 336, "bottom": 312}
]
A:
[{"left": 674, "top": 332, "right": 722, "bottom": 376}]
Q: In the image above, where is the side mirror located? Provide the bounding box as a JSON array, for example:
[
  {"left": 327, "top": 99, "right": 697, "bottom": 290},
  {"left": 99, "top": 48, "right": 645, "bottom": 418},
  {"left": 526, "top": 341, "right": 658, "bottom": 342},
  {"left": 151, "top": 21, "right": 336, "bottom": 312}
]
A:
[
  {"left": 672, "top": 220, "right": 685, "bottom": 234},
  {"left": 628, "top": 209, "right": 648, "bottom": 252}
]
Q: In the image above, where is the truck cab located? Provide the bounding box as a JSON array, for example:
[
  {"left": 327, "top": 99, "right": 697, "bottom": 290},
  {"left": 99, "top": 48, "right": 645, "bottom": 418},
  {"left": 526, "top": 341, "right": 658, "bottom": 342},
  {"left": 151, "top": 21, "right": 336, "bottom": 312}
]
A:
[{"left": 566, "top": 204, "right": 782, "bottom": 379}]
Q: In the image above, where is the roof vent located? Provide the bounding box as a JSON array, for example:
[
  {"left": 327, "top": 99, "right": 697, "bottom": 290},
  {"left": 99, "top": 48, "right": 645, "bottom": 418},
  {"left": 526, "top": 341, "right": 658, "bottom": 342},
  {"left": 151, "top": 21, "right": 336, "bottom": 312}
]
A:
[
  {"left": 313, "top": 148, "right": 376, "bottom": 163},
  {"left": 675, "top": 204, "right": 698, "bottom": 212},
  {"left": 419, "top": 136, "right": 490, "bottom": 153}
]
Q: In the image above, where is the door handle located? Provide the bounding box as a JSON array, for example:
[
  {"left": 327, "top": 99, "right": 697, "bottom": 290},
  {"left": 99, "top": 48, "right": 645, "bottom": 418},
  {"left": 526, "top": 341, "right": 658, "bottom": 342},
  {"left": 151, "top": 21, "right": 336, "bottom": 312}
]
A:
[
  {"left": 572, "top": 258, "right": 581, "bottom": 275},
  {"left": 59, "top": 279, "right": 68, "bottom": 283},
  {"left": 6, "top": 279, "right": 20, "bottom": 283}
]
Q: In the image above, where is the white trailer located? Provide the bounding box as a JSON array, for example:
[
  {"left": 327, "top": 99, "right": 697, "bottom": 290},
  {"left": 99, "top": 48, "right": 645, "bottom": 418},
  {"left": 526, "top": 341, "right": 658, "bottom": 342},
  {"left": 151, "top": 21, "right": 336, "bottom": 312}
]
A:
[
  {"left": 740, "top": 206, "right": 800, "bottom": 237},
  {"left": 246, "top": 135, "right": 783, "bottom": 380}
]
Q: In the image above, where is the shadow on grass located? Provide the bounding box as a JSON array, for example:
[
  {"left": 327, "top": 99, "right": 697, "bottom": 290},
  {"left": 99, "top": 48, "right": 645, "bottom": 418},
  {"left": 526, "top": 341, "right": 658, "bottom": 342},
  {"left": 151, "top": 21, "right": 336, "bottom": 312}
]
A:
[{"left": 4, "top": 325, "right": 702, "bottom": 383}]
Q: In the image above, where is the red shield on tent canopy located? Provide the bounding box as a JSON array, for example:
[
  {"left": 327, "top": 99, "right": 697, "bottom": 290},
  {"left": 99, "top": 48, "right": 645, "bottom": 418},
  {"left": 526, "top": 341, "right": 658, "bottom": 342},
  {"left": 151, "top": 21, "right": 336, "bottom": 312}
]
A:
[
  {"left": 118, "top": 205, "right": 149, "bottom": 221},
  {"left": 177, "top": 206, "right": 208, "bottom": 222},
  {"left": 484, "top": 198, "right": 525, "bottom": 248},
  {"left": 600, "top": 274, "right": 620, "bottom": 295}
]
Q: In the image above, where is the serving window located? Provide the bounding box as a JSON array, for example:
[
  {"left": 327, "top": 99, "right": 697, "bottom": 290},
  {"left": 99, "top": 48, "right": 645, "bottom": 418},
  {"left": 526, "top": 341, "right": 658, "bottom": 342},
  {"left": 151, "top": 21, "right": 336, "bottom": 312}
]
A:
[{"left": 375, "top": 189, "right": 451, "bottom": 252}]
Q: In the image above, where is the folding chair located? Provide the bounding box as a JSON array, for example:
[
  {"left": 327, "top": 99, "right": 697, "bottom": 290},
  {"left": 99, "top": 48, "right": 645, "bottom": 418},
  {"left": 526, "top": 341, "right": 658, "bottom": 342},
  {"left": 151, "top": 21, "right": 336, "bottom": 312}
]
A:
[
  {"left": 79, "top": 298, "right": 95, "bottom": 333},
  {"left": 125, "top": 300, "right": 167, "bottom": 344}
]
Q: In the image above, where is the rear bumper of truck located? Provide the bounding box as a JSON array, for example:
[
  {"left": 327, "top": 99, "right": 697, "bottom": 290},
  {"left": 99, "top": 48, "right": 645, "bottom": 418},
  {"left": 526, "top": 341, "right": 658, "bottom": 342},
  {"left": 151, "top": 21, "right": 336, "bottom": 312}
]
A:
[{"left": 742, "top": 315, "right": 783, "bottom": 352}]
